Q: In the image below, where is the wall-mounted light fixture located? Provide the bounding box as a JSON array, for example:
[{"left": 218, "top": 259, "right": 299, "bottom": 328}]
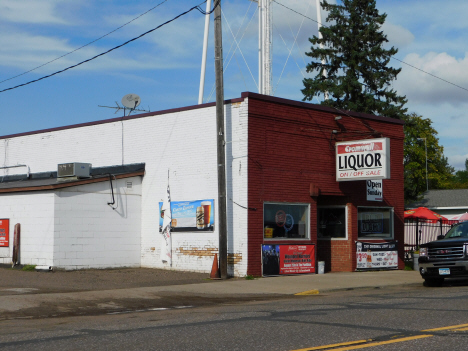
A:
[{"left": 334, "top": 116, "right": 342, "bottom": 121}]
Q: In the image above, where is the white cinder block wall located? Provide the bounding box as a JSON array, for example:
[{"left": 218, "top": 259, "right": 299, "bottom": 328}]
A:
[
  {"left": 0, "top": 100, "right": 249, "bottom": 276},
  {"left": 225, "top": 101, "right": 249, "bottom": 276},
  {"left": 53, "top": 177, "right": 142, "bottom": 269},
  {"left": 0, "top": 192, "right": 55, "bottom": 266}
]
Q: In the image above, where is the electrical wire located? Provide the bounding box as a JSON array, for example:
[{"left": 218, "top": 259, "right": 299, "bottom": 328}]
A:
[
  {"left": 207, "top": 2, "right": 257, "bottom": 102},
  {"left": 234, "top": 54, "right": 249, "bottom": 90},
  {"left": 0, "top": 0, "right": 171, "bottom": 85},
  {"left": 221, "top": 8, "right": 257, "bottom": 90},
  {"left": 273, "top": 0, "right": 310, "bottom": 96},
  {"left": 0, "top": 0, "right": 219, "bottom": 94},
  {"left": 272, "top": 0, "right": 468, "bottom": 94},
  {"left": 390, "top": 56, "right": 468, "bottom": 93}
]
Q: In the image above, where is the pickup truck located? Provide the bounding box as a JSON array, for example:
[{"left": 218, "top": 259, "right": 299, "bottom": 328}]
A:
[{"left": 418, "top": 221, "right": 468, "bottom": 286}]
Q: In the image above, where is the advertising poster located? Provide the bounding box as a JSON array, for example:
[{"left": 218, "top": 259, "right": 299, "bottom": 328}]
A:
[
  {"left": 0, "top": 219, "right": 9, "bottom": 247},
  {"left": 356, "top": 241, "right": 398, "bottom": 269},
  {"left": 159, "top": 199, "right": 214, "bottom": 232},
  {"left": 262, "top": 245, "right": 280, "bottom": 276},
  {"left": 262, "top": 244, "right": 315, "bottom": 276}
]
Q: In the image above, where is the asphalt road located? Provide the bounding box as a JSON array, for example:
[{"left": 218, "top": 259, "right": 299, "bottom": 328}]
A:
[{"left": 1, "top": 282, "right": 468, "bottom": 350}]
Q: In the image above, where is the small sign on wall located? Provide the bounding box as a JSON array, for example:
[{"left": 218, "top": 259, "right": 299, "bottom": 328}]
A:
[
  {"left": 0, "top": 219, "right": 9, "bottom": 247},
  {"left": 262, "top": 244, "right": 315, "bottom": 276},
  {"left": 367, "top": 179, "right": 383, "bottom": 201},
  {"left": 356, "top": 241, "right": 398, "bottom": 269}
]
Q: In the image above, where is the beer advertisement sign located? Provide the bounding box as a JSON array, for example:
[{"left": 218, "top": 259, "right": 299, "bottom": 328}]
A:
[
  {"left": 159, "top": 199, "right": 214, "bottom": 232},
  {"left": 356, "top": 241, "right": 398, "bottom": 269},
  {"left": 336, "top": 138, "right": 390, "bottom": 181},
  {"left": 262, "top": 244, "right": 315, "bottom": 276},
  {"left": 0, "top": 219, "right": 9, "bottom": 247}
]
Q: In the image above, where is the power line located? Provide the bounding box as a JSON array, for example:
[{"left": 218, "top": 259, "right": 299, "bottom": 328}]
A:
[
  {"left": 391, "top": 56, "right": 468, "bottom": 93},
  {"left": 272, "top": 0, "right": 468, "bottom": 94},
  {"left": 0, "top": 0, "right": 218, "bottom": 94},
  {"left": 0, "top": 0, "right": 171, "bottom": 85}
]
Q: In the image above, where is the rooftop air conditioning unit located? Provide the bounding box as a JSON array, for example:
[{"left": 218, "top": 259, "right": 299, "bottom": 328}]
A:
[{"left": 57, "top": 163, "right": 91, "bottom": 178}]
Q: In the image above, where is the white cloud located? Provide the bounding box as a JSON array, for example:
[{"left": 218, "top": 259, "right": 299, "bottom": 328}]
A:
[
  {"left": 0, "top": 32, "right": 77, "bottom": 74},
  {"left": 448, "top": 153, "right": 468, "bottom": 171},
  {"left": 0, "top": 13, "right": 206, "bottom": 76},
  {"left": 403, "top": 102, "right": 468, "bottom": 171},
  {"left": 0, "top": 0, "right": 69, "bottom": 24},
  {"left": 0, "top": 32, "right": 71, "bottom": 54},
  {"left": 382, "top": 22, "right": 414, "bottom": 48},
  {"left": 394, "top": 52, "right": 468, "bottom": 105}
]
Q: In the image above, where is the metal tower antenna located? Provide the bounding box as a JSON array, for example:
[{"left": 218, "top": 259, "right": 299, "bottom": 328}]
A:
[
  {"left": 257, "top": 0, "right": 272, "bottom": 95},
  {"left": 198, "top": 0, "right": 212, "bottom": 104}
]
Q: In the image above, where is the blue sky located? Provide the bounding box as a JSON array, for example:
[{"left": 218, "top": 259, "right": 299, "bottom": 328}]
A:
[{"left": 1, "top": 0, "right": 468, "bottom": 169}]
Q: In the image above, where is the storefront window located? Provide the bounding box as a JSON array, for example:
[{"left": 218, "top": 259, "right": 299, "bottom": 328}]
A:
[
  {"left": 358, "top": 207, "right": 393, "bottom": 239},
  {"left": 318, "top": 207, "right": 347, "bottom": 239},
  {"left": 263, "top": 203, "right": 309, "bottom": 239}
]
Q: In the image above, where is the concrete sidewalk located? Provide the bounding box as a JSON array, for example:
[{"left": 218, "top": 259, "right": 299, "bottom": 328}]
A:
[{"left": 0, "top": 270, "right": 422, "bottom": 318}]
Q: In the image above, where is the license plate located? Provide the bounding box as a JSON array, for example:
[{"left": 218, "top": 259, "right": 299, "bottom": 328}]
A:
[{"left": 439, "top": 268, "right": 450, "bottom": 275}]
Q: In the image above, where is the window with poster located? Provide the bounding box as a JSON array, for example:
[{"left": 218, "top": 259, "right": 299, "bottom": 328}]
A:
[
  {"left": 263, "top": 203, "right": 310, "bottom": 239},
  {"left": 317, "top": 206, "right": 347, "bottom": 239},
  {"left": 358, "top": 207, "right": 393, "bottom": 239}
]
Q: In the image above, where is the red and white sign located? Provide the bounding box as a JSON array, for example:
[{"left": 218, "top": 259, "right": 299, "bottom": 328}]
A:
[
  {"left": 279, "top": 245, "right": 315, "bottom": 274},
  {"left": 0, "top": 219, "right": 9, "bottom": 247},
  {"left": 336, "top": 138, "right": 390, "bottom": 181}
]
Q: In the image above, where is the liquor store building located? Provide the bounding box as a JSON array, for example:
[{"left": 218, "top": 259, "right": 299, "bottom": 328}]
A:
[{"left": 0, "top": 92, "right": 404, "bottom": 276}]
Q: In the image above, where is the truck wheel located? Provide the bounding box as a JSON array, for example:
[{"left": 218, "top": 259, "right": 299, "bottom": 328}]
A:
[{"left": 424, "top": 277, "right": 444, "bottom": 287}]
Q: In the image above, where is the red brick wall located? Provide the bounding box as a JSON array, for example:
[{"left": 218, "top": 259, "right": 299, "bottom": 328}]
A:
[{"left": 245, "top": 94, "right": 405, "bottom": 276}]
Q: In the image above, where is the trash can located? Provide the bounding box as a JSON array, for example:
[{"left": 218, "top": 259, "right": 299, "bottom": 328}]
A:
[{"left": 318, "top": 261, "right": 325, "bottom": 274}]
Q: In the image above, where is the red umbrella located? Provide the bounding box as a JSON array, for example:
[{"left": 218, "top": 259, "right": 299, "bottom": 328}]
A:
[{"left": 404, "top": 207, "right": 447, "bottom": 223}]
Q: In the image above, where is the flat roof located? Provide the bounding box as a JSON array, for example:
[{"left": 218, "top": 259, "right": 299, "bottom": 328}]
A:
[
  {"left": 0, "top": 92, "right": 403, "bottom": 141},
  {"left": 0, "top": 163, "right": 145, "bottom": 193}
]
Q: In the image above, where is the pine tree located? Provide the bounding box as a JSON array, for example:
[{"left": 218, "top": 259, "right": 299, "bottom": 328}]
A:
[{"left": 302, "top": 0, "right": 407, "bottom": 119}]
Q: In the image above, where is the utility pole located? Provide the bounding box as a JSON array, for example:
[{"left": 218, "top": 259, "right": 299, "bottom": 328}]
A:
[{"left": 214, "top": 0, "right": 228, "bottom": 279}]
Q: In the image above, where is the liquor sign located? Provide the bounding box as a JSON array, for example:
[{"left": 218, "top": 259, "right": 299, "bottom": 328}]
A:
[
  {"left": 356, "top": 241, "right": 398, "bottom": 269},
  {"left": 336, "top": 138, "right": 390, "bottom": 181},
  {"left": 367, "top": 179, "right": 383, "bottom": 201},
  {"left": 262, "top": 244, "right": 315, "bottom": 276},
  {"left": 0, "top": 219, "right": 9, "bottom": 247}
]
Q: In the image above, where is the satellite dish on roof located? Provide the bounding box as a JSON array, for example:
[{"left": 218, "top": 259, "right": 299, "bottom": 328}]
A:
[{"left": 121, "top": 94, "right": 141, "bottom": 109}]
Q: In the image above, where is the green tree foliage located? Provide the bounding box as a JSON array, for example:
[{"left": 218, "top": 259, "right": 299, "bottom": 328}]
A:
[
  {"left": 302, "top": 0, "right": 407, "bottom": 119},
  {"left": 452, "top": 159, "right": 468, "bottom": 188},
  {"left": 403, "top": 113, "right": 454, "bottom": 203}
]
